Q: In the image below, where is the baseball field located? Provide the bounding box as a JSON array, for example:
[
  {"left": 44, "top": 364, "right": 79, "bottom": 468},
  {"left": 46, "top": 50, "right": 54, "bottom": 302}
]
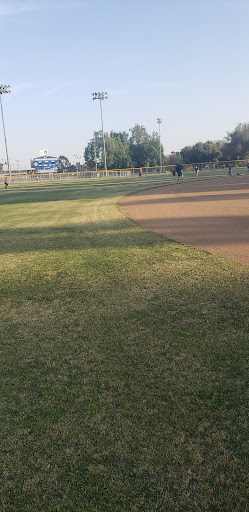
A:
[{"left": 1, "top": 169, "right": 248, "bottom": 512}]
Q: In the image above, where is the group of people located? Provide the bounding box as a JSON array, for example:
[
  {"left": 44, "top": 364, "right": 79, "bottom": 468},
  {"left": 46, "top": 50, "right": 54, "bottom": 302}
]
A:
[
  {"left": 173, "top": 164, "right": 201, "bottom": 180},
  {"left": 138, "top": 164, "right": 185, "bottom": 180}
]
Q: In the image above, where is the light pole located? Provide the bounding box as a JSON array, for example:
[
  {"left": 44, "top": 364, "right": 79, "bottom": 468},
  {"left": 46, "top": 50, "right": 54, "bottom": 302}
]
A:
[
  {"left": 74, "top": 154, "right": 81, "bottom": 172},
  {"left": 0, "top": 85, "right": 11, "bottom": 179},
  {"left": 157, "top": 118, "right": 162, "bottom": 173},
  {"left": 92, "top": 92, "right": 108, "bottom": 176}
]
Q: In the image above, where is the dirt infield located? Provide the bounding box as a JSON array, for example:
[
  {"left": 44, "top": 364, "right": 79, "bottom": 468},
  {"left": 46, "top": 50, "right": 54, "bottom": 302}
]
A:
[{"left": 120, "top": 176, "right": 249, "bottom": 265}]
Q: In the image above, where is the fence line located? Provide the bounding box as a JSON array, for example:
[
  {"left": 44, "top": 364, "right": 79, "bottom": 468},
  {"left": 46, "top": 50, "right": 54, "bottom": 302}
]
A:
[{"left": 1, "top": 159, "right": 249, "bottom": 183}]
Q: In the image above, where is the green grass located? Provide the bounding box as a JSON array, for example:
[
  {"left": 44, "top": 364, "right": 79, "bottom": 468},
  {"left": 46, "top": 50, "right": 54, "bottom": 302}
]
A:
[{"left": 0, "top": 170, "right": 249, "bottom": 511}]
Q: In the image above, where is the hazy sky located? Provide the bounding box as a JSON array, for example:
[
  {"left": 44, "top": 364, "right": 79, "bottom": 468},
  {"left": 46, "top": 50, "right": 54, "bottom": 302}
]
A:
[{"left": 1, "top": 0, "right": 248, "bottom": 169}]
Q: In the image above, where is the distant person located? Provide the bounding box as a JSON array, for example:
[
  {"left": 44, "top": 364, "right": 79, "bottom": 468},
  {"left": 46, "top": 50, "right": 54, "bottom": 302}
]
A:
[
  {"left": 36, "top": 176, "right": 39, "bottom": 182},
  {"left": 195, "top": 165, "right": 199, "bottom": 176},
  {"left": 139, "top": 167, "right": 143, "bottom": 177},
  {"left": 247, "top": 163, "right": 249, "bottom": 172},
  {"left": 172, "top": 168, "right": 176, "bottom": 178},
  {"left": 228, "top": 164, "right": 232, "bottom": 176},
  {"left": 176, "top": 164, "right": 183, "bottom": 181},
  {"left": 4, "top": 176, "right": 8, "bottom": 189}
]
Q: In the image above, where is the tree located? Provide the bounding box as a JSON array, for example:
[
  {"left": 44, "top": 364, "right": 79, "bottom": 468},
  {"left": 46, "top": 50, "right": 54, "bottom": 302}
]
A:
[
  {"left": 222, "top": 123, "right": 249, "bottom": 160},
  {"left": 202, "top": 141, "right": 223, "bottom": 162},
  {"left": 99, "top": 131, "right": 132, "bottom": 169},
  {"left": 181, "top": 141, "right": 222, "bottom": 164},
  {"left": 84, "top": 126, "right": 165, "bottom": 170},
  {"left": 167, "top": 152, "right": 183, "bottom": 165},
  {"left": 84, "top": 132, "right": 104, "bottom": 169},
  {"left": 129, "top": 124, "right": 163, "bottom": 168},
  {"left": 84, "top": 131, "right": 131, "bottom": 170},
  {"left": 59, "top": 155, "right": 71, "bottom": 171}
]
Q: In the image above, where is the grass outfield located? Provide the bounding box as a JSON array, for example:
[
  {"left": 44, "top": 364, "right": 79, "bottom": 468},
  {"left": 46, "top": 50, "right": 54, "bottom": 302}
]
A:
[{"left": 0, "top": 170, "right": 249, "bottom": 512}]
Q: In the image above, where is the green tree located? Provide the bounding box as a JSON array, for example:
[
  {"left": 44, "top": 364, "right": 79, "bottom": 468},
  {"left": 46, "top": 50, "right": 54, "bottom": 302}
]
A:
[
  {"left": 181, "top": 141, "right": 222, "bottom": 164},
  {"left": 222, "top": 123, "right": 249, "bottom": 160},
  {"left": 84, "top": 132, "right": 103, "bottom": 169},
  {"left": 167, "top": 152, "right": 183, "bottom": 165},
  {"left": 106, "top": 131, "right": 131, "bottom": 169},
  {"left": 59, "top": 155, "right": 71, "bottom": 171},
  {"left": 84, "top": 124, "right": 165, "bottom": 170},
  {"left": 129, "top": 124, "right": 163, "bottom": 168},
  {"left": 84, "top": 131, "right": 131, "bottom": 170},
  {"left": 202, "top": 141, "right": 223, "bottom": 162}
]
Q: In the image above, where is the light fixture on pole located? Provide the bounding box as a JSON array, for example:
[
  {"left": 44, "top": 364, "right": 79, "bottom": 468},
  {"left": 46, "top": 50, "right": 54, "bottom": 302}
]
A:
[
  {"left": 0, "top": 85, "right": 11, "bottom": 178},
  {"left": 157, "top": 118, "right": 162, "bottom": 173},
  {"left": 92, "top": 92, "right": 108, "bottom": 176}
]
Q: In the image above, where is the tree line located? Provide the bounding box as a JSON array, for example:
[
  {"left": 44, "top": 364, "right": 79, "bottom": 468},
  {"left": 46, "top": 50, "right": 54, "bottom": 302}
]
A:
[
  {"left": 180, "top": 123, "right": 249, "bottom": 165},
  {"left": 58, "top": 122, "right": 249, "bottom": 171},
  {"left": 84, "top": 124, "right": 165, "bottom": 170}
]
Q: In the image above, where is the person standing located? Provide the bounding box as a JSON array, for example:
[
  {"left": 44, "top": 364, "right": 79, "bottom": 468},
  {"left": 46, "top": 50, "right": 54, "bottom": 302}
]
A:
[
  {"left": 195, "top": 165, "right": 199, "bottom": 176},
  {"left": 176, "top": 164, "right": 183, "bottom": 181},
  {"left": 139, "top": 167, "right": 143, "bottom": 177},
  {"left": 4, "top": 176, "right": 8, "bottom": 189}
]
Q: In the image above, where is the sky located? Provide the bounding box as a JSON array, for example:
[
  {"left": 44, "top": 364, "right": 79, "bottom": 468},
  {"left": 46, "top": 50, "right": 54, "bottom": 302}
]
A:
[{"left": 1, "top": 0, "right": 249, "bottom": 170}]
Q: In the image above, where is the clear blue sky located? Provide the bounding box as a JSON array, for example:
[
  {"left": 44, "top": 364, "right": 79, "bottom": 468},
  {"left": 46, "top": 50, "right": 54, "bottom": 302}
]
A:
[{"left": 1, "top": 0, "right": 249, "bottom": 169}]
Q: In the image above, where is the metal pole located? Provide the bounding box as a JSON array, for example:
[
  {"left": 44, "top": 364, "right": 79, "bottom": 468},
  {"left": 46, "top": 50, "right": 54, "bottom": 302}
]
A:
[
  {"left": 157, "top": 118, "right": 162, "bottom": 173},
  {"left": 0, "top": 94, "right": 11, "bottom": 179},
  {"left": 94, "top": 142, "right": 97, "bottom": 173},
  {"left": 92, "top": 92, "right": 108, "bottom": 176},
  {"left": 99, "top": 99, "right": 107, "bottom": 176}
]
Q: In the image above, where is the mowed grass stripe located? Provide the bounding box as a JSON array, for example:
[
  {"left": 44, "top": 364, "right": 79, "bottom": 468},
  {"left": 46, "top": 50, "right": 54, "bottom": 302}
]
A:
[{"left": 0, "top": 171, "right": 249, "bottom": 512}]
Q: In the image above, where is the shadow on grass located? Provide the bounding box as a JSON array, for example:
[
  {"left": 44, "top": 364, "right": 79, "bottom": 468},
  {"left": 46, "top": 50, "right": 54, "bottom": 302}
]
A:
[
  {"left": 1, "top": 211, "right": 249, "bottom": 256},
  {"left": 0, "top": 219, "right": 165, "bottom": 254}
]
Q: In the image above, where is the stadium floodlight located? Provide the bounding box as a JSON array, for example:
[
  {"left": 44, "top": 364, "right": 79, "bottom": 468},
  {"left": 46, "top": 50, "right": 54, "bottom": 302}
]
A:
[
  {"left": 92, "top": 91, "right": 108, "bottom": 175},
  {"left": 0, "top": 84, "right": 11, "bottom": 177},
  {"left": 157, "top": 118, "right": 162, "bottom": 173}
]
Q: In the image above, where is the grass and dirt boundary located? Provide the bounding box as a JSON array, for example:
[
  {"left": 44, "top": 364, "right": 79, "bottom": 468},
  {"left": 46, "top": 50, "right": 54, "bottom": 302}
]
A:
[{"left": 0, "top": 169, "right": 248, "bottom": 511}]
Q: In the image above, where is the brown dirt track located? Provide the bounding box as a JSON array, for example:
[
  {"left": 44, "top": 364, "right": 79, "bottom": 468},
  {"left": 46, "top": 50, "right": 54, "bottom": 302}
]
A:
[{"left": 120, "top": 176, "right": 249, "bottom": 265}]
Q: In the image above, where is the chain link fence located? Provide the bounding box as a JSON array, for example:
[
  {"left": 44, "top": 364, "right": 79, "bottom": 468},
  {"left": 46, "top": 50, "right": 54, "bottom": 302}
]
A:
[{"left": 1, "top": 160, "right": 249, "bottom": 183}]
